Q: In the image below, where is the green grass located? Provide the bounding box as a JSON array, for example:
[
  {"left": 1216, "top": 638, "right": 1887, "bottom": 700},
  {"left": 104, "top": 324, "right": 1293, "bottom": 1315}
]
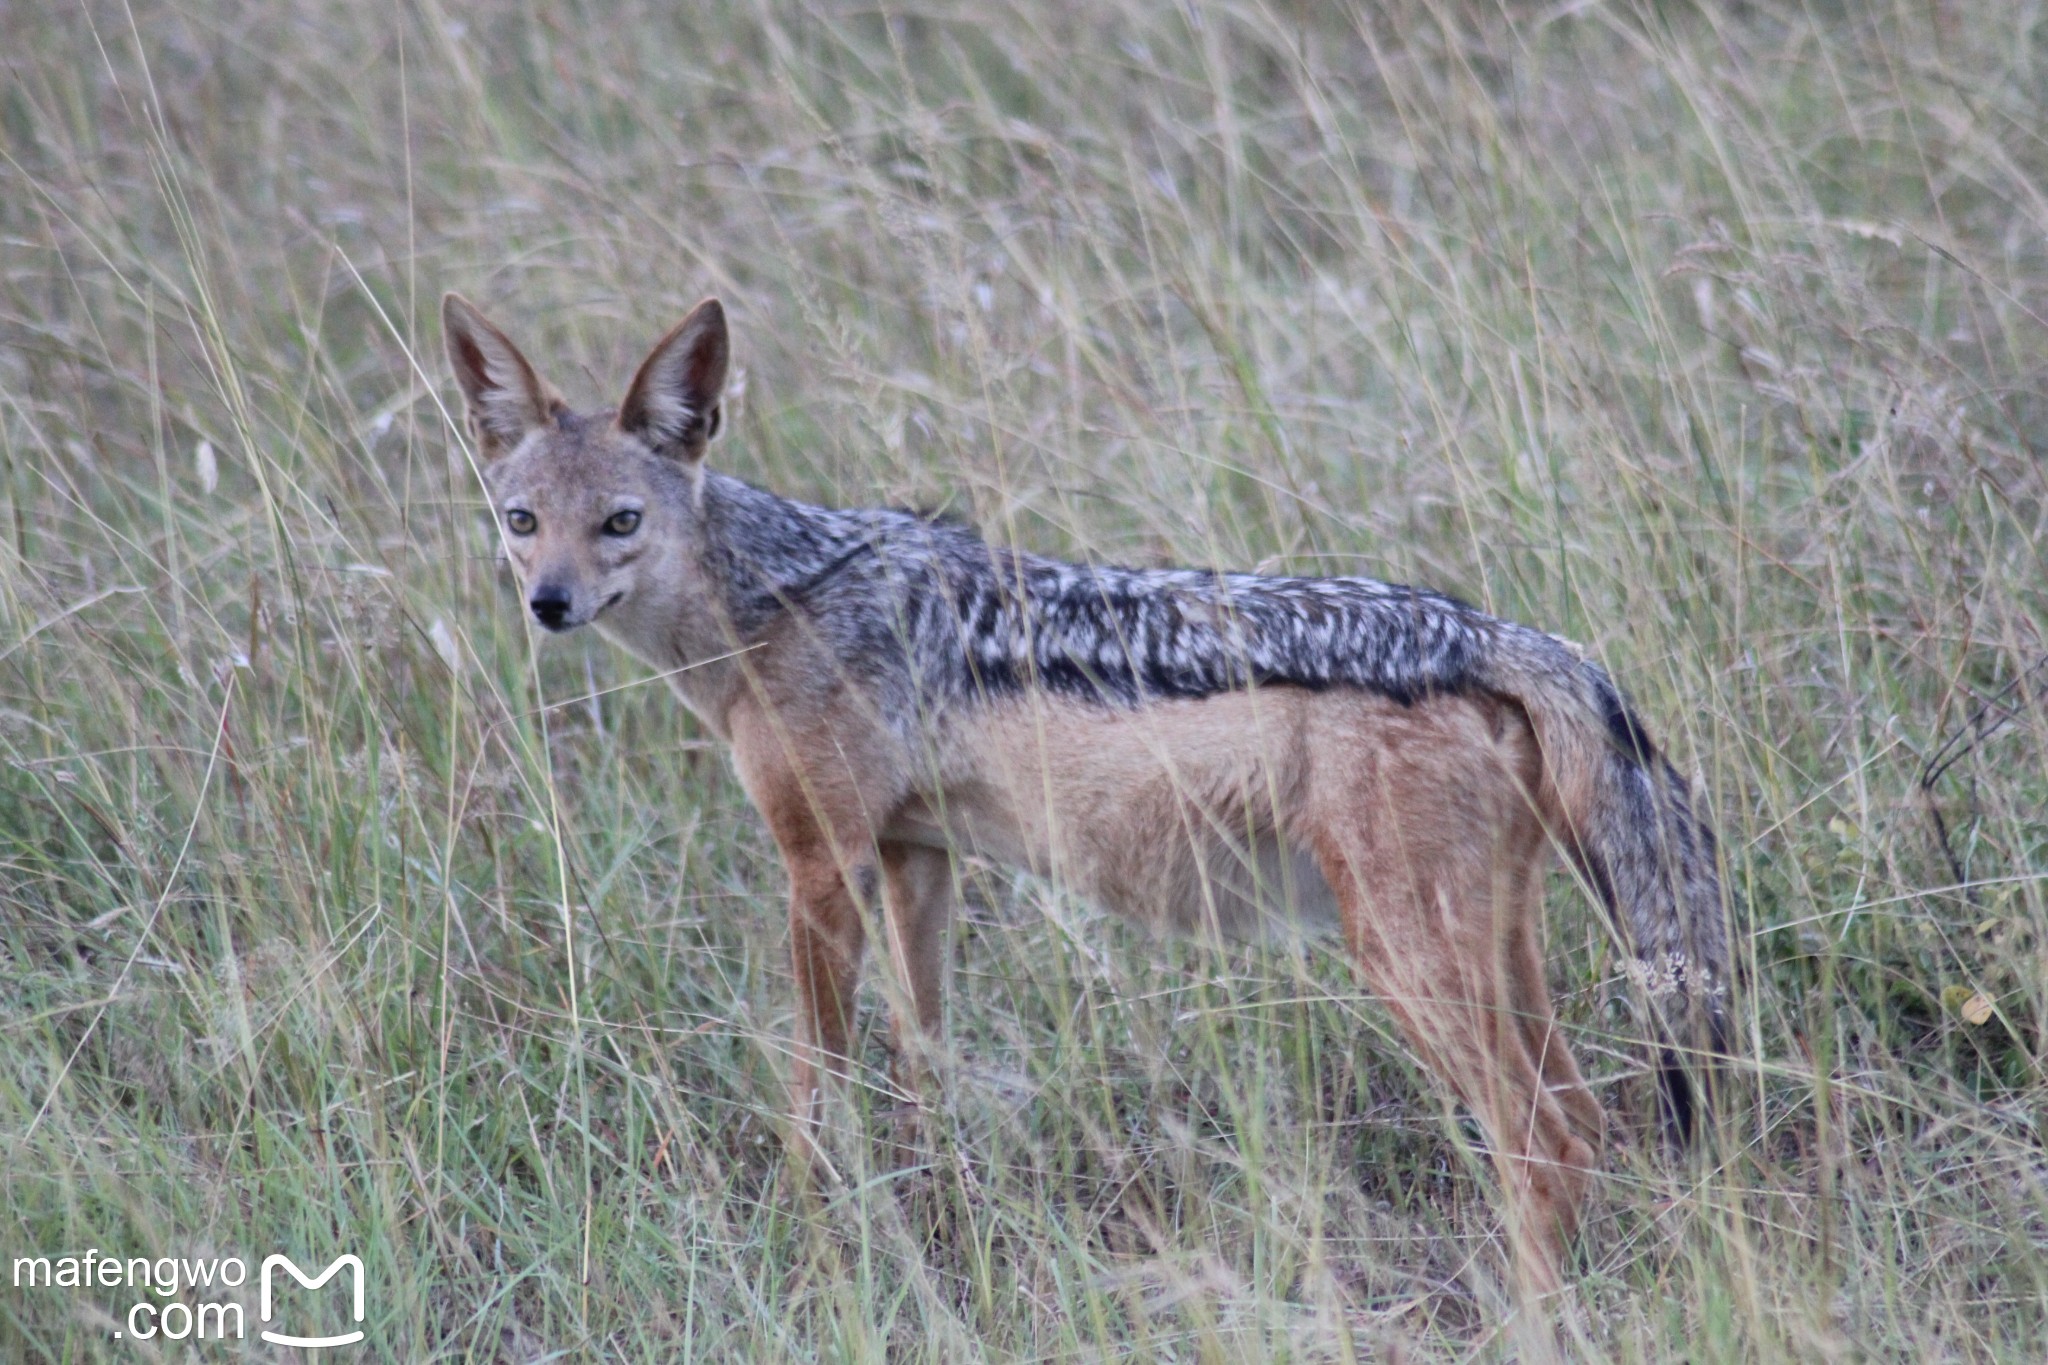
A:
[{"left": 4, "top": 0, "right": 2048, "bottom": 1358}]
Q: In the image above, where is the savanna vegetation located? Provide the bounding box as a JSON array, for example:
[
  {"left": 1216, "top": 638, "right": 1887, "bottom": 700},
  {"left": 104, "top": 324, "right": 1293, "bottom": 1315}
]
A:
[{"left": 4, "top": 1, "right": 2048, "bottom": 1358}]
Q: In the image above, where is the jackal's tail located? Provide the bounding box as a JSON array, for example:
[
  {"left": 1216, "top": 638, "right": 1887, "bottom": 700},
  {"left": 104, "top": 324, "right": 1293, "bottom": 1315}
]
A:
[{"left": 1482, "top": 630, "right": 1731, "bottom": 1141}]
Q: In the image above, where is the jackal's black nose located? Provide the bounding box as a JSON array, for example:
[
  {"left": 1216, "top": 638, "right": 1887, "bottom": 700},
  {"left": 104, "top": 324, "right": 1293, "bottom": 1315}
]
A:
[{"left": 529, "top": 586, "right": 571, "bottom": 630}]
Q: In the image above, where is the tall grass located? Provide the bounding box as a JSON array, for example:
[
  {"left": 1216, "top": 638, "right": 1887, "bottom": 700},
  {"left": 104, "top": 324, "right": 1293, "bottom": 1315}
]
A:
[{"left": 3, "top": 0, "right": 2046, "bottom": 1358}]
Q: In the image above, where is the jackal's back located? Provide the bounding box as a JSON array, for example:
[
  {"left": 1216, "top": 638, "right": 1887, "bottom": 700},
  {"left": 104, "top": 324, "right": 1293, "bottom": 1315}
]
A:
[{"left": 752, "top": 493, "right": 1505, "bottom": 714}]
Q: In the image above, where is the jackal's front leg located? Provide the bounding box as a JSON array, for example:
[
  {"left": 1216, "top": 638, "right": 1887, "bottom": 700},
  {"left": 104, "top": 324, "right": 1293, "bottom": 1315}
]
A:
[
  {"left": 785, "top": 853, "right": 870, "bottom": 1125},
  {"left": 727, "top": 698, "right": 903, "bottom": 1149},
  {"left": 879, "top": 842, "right": 953, "bottom": 1093}
]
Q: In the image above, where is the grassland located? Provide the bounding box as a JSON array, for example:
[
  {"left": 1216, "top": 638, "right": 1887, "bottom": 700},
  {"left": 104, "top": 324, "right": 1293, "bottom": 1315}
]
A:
[{"left": 4, "top": 0, "right": 2048, "bottom": 1359}]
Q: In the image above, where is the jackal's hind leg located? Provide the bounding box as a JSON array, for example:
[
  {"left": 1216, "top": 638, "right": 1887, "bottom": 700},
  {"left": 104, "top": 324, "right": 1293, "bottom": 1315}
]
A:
[
  {"left": 1323, "top": 848, "right": 1596, "bottom": 1294},
  {"left": 1505, "top": 888, "right": 1605, "bottom": 1156},
  {"left": 1311, "top": 724, "right": 1600, "bottom": 1298}
]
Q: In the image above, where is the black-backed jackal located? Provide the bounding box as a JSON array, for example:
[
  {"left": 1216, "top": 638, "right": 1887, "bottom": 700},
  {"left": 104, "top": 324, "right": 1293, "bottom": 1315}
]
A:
[{"left": 443, "top": 292, "right": 1729, "bottom": 1293}]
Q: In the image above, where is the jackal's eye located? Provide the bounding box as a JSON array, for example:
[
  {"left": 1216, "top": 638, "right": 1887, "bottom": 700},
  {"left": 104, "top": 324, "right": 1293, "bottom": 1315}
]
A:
[
  {"left": 603, "top": 509, "right": 642, "bottom": 537},
  {"left": 503, "top": 508, "right": 537, "bottom": 536}
]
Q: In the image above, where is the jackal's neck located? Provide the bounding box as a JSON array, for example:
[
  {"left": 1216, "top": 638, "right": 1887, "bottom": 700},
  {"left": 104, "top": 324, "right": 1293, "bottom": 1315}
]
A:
[{"left": 697, "top": 470, "right": 878, "bottom": 634}]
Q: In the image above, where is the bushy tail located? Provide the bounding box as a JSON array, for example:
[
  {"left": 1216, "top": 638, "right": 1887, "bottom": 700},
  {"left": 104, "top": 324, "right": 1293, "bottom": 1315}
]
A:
[{"left": 1482, "top": 630, "right": 1731, "bottom": 1142}]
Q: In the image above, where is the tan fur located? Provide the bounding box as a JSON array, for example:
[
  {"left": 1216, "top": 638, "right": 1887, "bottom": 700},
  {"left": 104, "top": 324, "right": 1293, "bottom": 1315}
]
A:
[
  {"left": 734, "top": 672, "right": 1603, "bottom": 1293},
  {"left": 444, "top": 292, "right": 1611, "bottom": 1298}
]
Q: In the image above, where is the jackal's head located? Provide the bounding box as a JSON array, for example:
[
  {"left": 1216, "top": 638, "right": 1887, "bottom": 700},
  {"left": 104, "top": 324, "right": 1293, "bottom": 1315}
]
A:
[{"left": 441, "top": 293, "right": 729, "bottom": 635}]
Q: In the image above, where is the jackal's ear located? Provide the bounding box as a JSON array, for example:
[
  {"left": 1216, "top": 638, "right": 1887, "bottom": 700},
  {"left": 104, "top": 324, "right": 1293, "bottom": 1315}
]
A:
[
  {"left": 442, "top": 293, "right": 556, "bottom": 462},
  {"left": 617, "top": 298, "right": 729, "bottom": 463}
]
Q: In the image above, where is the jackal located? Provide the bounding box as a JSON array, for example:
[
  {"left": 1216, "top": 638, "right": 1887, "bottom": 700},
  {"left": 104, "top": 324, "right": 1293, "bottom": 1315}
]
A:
[{"left": 443, "top": 292, "right": 1728, "bottom": 1290}]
